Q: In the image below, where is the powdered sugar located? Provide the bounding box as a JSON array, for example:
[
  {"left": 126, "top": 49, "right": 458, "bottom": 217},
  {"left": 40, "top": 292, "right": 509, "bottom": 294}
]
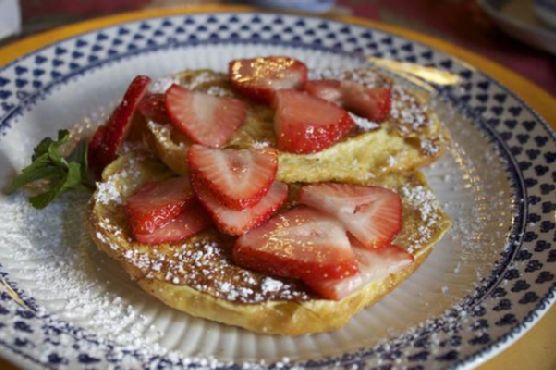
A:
[
  {"left": 206, "top": 86, "right": 234, "bottom": 97},
  {"left": 349, "top": 112, "right": 380, "bottom": 131},
  {"left": 0, "top": 192, "right": 163, "bottom": 351},
  {"left": 185, "top": 70, "right": 224, "bottom": 88},
  {"left": 149, "top": 76, "right": 179, "bottom": 94},
  {"left": 91, "top": 156, "right": 311, "bottom": 303},
  {"left": 252, "top": 141, "right": 271, "bottom": 149},
  {"left": 314, "top": 67, "right": 434, "bottom": 143},
  {"left": 311, "top": 66, "right": 391, "bottom": 88},
  {"left": 261, "top": 277, "right": 284, "bottom": 294},
  {"left": 95, "top": 179, "right": 123, "bottom": 205},
  {"left": 390, "top": 85, "right": 430, "bottom": 136},
  {"left": 399, "top": 185, "right": 442, "bottom": 253},
  {"left": 146, "top": 120, "right": 187, "bottom": 149}
]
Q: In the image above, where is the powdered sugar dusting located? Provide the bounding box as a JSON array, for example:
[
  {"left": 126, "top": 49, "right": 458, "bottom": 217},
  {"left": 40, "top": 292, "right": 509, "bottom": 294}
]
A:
[
  {"left": 184, "top": 70, "right": 225, "bottom": 88},
  {"left": 311, "top": 66, "right": 391, "bottom": 88},
  {"left": 95, "top": 179, "right": 123, "bottom": 205},
  {"left": 92, "top": 156, "right": 310, "bottom": 303},
  {"left": 349, "top": 112, "right": 380, "bottom": 131},
  {"left": 206, "top": 86, "right": 234, "bottom": 97},
  {"left": 146, "top": 120, "right": 187, "bottom": 149},
  {"left": 399, "top": 185, "right": 442, "bottom": 254},
  {"left": 0, "top": 192, "right": 163, "bottom": 350},
  {"left": 149, "top": 76, "right": 179, "bottom": 94},
  {"left": 390, "top": 85, "right": 430, "bottom": 136},
  {"left": 314, "top": 67, "right": 434, "bottom": 141}
]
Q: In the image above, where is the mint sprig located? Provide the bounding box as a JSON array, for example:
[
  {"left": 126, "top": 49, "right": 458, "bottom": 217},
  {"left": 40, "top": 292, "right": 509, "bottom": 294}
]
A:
[{"left": 6, "top": 129, "right": 95, "bottom": 209}]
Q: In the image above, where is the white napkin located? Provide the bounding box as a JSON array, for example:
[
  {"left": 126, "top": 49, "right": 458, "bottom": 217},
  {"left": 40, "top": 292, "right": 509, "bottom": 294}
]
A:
[{"left": 0, "top": 0, "right": 21, "bottom": 39}]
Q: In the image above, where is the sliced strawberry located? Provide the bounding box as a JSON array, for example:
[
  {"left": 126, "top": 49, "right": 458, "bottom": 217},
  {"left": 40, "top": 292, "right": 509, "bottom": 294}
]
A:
[
  {"left": 304, "top": 79, "right": 342, "bottom": 105},
  {"left": 229, "top": 56, "right": 308, "bottom": 103},
  {"left": 273, "top": 90, "right": 355, "bottom": 154},
  {"left": 125, "top": 176, "right": 194, "bottom": 235},
  {"left": 165, "top": 85, "right": 246, "bottom": 148},
  {"left": 299, "top": 183, "right": 402, "bottom": 249},
  {"left": 193, "top": 179, "right": 287, "bottom": 236},
  {"left": 135, "top": 202, "right": 210, "bottom": 245},
  {"left": 188, "top": 145, "right": 278, "bottom": 210},
  {"left": 88, "top": 75, "right": 151, "bottom": 178},
  {"left": 305, "top": 245, "right": 413, "bottom": 300},
  {"left": 233, "top": 207, "right": 359, "bottom": 281},
  {"left": 341, "top": 81, "right": 391, "bottom": 122},
  {"left": 138, "top": 93, "right": 170, "bottom": 124}
]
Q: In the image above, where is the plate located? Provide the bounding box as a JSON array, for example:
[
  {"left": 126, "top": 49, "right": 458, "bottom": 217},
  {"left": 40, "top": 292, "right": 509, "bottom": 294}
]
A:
[
  {"left": 479, "top": 0, "right": 556, "bottom": 55},
  {"left": 0, "top": 10, "right": 555, "bottom": 370}
]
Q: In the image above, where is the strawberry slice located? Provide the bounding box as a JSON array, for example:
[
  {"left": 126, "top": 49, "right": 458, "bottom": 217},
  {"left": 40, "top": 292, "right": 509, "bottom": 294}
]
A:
[
  {"left": 88, "top": 75, "right": 151, "bottom": 178},
  {"left": 305, "top": 245, "right": 414, "bottom": 300},
  {"left": 138, "top": 93, "right": 170, "bottom": 124},
  {"left": 229, "top": 56, "right": 308, "bottom": 103},
  {"left": 193, "top": 179, "right": 287, "bottom": 236},
  {"left": 304, "top": 79, "right": 342, "bottom": 105},
  {"left": 134, "top": 202, "right": 210, "bottom": 245},
  {"left": 273, "top": 90, "right": 355, "bottom": 154},
  {"left": 299, "top": 183, "right": 402, "bottom": 249},
  {"left": 341, "top": 81, "right": 391, "bottom": 122},
  {"left": 233, "top": 207, "right": 359, "bottom": 281},
  {"left": 188, "top": 145, "right": 278, "bottom": 210},
  {"left": 165, "top": 84, "right": 247, "bottom": 148},
  {"left": 125, "top": 176, "right": 194, "bottom": 236}
]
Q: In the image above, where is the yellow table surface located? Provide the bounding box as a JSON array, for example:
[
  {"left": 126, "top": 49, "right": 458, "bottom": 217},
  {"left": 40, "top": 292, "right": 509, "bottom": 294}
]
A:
[{"left": 0, "top": 5, "right": 555, "bottom": 370}]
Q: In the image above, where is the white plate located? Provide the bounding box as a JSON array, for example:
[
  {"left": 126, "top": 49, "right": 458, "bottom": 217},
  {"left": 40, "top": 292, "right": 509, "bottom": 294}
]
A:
[{"left": 0, "top": 12, "right": 555, "bottom": 370}]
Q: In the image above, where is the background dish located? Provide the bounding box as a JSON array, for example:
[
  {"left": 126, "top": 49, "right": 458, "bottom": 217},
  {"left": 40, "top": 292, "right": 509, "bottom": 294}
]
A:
[
  {"left": 0, "top": 8, "right": 555, "bottom": 370},
  {"left": 479, "top": 0, "right": 556, "bottom": 55}
]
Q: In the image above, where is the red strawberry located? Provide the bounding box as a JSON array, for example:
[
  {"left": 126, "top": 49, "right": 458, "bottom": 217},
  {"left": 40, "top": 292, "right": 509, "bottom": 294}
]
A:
[
  {"left": 341, "top": 81, "right": 391, "bottom": 122},
  {"left": 304, "top": 79, "right": 342, "bottom": 105},
  {"left": 188, "top": 145, "right": 278, "bottom": 210},
  {"left": 233, "top": 207, "right": 359, "bottom": 281},
  {"left": 88, "top": 75, "right": 151, "bottom": 178},
  {"left": 125, "top": 176, "right": 194, "bottom": 236},
  {"left": 273, "top": 90, "right": 355, "bottom": 154},
  {"left": 305, "top": 245, "right": 413, "bottom": 300},
  {"left": 229, "top": 56, "right": 308, "bottom": 103},
  {"left": 299, "top": 183, "right": 402, "bottom": 249},
  {"left": 134, "top": 202, "right": 210, "bottom": 245},
  {"left": 193, "top": 179, "right": 287, "bottom": 236},
  {"left": 138, "top": 93, "right": 170, "bottom": 124},
  {"left": 165, "top": 85, "right": 247, "bottom": 148}
]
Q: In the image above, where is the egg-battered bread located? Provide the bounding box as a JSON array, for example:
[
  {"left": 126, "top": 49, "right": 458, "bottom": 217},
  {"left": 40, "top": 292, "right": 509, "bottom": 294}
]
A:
[
  {"left": 88, "top": 151, "right": 451, "bottom": 335},
  {"left": 143, "top": 69, "right": 449, "bottom": 184}
]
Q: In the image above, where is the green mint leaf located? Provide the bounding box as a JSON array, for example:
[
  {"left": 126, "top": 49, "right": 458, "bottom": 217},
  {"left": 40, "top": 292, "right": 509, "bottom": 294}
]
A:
[
  {"left": 32, "top": 138, "right": 54, "bottom": 161},
  {"left": 29, "top": 185, "right": 61, "bottom": 209},
  {"left": 6, "top": 153, "right": 53, "bottom": 194},
  {"left": 67, "top": 139, "right": 87, "bottom": 163},
  {"left": 48, "top": 129, "right": 70, "bottom": 164},
  {"left": 28, "top": 162, "right": 83, "bottom": 209},
  {"left": 67, "top": 140, "right": 95, "bottom": 189},
  {"left": 6, "top": 164, "right": 60, "bottom": 194},
  {"left": 64, "top": 162, "right": 83, "bottom": 190},
  {"left": 31, "top": 129, "right": 69, "bottom": 162},
  {"left": 6, "top": 129, "right": 95, "bottom": 209}
]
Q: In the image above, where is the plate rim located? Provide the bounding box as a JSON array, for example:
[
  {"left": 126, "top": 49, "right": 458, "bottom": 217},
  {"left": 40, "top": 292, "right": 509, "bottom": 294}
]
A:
[{"left": 0, "top": 7, "right": 555, "bottom": 370}]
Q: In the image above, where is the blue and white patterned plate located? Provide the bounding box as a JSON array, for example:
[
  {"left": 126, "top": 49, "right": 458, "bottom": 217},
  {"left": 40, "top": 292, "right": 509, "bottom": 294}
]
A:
[{"left": 0, "top": 12, "right": 555, "bottom": 370}]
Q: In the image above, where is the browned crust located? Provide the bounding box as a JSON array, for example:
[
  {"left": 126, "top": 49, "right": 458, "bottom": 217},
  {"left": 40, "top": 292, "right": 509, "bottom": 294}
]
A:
[
  {"left": 136, "top": 248, "right": 433, "bottom": 335},
  {"left": 89, "top": 201, "right": 450, "bottom": 335}
]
